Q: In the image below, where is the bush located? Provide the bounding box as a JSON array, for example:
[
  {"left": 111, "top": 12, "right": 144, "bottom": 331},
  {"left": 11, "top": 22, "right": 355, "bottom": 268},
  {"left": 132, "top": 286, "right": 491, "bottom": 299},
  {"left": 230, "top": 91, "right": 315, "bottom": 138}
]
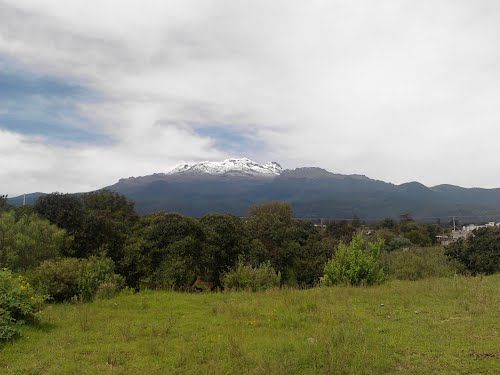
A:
[
  {"left": 143, "top": 256, "right": 198, "bottom": 291},
  {"left": 0, "top": 269, "right": 45, "bottom": 341},
  {"left": 0, "top": 211, "right": 71, "bottom": 271},
  {"left": 321, "top": 234, "right": 385, "bottom": 286},
  {"left": 29, "top": 257, "right": 123, "bottom": 302},
  {"left": 446, "top": 227, "right": 500, "bottom": 275},
  {"left": 381, "top": 247, "right": 460, "bottom": 280},
  {"left": 223, "top": 260, "right": 281, "bottom": 292},
  {"left": 78, "top": 257, "right": 124, "bottom": 301},
  {"left": 385, "top": 236, "right": 413, "bottom": 252},
  {"left": 28, "top": 258, "right": 81, "bottom": 302}
]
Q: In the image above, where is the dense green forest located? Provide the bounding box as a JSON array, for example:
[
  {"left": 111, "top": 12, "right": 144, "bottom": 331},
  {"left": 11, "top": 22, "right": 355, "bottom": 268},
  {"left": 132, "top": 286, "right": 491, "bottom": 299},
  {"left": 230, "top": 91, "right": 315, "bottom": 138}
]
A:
[
  {"left": 1, "top": 191, "right": 499, "bottom": 343},
  {"left": 1, "top": 191, "right": 448, "bottom": 290}
]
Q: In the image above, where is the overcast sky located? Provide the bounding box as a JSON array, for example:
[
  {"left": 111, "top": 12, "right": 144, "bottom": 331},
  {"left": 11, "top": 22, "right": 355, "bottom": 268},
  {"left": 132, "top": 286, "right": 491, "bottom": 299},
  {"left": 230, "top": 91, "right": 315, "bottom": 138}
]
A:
[{"left": 1, "top": 0, "right": 500, "bottom": 195}]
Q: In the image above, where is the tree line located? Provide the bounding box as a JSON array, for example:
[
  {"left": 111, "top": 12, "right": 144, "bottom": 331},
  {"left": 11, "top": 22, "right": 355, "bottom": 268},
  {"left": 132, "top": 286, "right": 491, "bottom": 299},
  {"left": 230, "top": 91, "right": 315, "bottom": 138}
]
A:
[{"left": 0, "top": 191, "right": 496, "bottom": 296}]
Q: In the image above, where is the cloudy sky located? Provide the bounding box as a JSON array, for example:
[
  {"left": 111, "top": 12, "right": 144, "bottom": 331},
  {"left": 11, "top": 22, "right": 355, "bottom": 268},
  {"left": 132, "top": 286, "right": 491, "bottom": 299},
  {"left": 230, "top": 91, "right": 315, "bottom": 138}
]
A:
[{"left": 1, "top": 0, "right": 500, "bottom": 195}]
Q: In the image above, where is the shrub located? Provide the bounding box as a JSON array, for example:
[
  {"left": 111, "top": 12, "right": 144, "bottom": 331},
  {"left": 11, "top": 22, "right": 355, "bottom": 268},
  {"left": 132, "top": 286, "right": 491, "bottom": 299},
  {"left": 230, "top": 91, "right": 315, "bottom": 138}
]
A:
[
  {"left": 28, "top": 258, "right": 81, "bottom": 302},
  {"left": 321, "top": 234, "right": 385, "bottom": 286},
  {"left": 29, "top": 257, "right": 123, "bottom": 302},
  {"left": 385, "top": 236, "right": 413, "bottom": 252},
  {"left": 0, "top": 211, "right": 71, "bottom": 271},
  {"left": 223, "top": 260, "right": 281, "bottom": 292},
  {"left": 446, "top": 227, "right": 500, "bottom": 275},
  {"left": 144, "top": 256, "right": 198, "bottom": 291},
  {"left": 381, "top": 247, "right": 460, "bottom": 280},
  {"left": 78, "top": 257, "right": 124, "bottom": 301},
  {"left": 0, "top": 269, "right": 45, "bottom": 341}
]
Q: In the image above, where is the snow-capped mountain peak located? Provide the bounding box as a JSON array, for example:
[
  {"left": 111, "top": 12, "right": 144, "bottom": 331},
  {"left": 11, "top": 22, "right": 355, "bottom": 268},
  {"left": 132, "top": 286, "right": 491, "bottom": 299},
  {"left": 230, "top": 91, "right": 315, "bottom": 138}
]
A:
[{"left": 168, "top": 158, "right": 283, "bottom": 177}]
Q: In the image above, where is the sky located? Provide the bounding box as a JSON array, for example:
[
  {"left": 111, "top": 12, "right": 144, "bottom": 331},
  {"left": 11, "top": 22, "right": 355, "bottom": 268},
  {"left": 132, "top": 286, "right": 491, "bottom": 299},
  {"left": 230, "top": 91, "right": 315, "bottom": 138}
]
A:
[{"left": 1, "top": 0, "right": 500, "bottom": 196}]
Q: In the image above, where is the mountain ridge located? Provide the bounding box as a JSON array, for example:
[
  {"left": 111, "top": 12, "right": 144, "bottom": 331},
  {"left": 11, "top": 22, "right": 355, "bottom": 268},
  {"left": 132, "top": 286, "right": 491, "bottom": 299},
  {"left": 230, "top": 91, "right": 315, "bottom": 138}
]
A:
[{"left": 8, "top": 158, "right": 500, "bottom": 220}]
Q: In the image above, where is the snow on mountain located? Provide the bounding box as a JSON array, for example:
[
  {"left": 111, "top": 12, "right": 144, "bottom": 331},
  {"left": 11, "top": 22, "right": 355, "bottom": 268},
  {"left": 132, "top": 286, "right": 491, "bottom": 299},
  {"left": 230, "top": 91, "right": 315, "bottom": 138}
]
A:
[{"left": 168, "top": 158, "right": 283, "bottom": 177}]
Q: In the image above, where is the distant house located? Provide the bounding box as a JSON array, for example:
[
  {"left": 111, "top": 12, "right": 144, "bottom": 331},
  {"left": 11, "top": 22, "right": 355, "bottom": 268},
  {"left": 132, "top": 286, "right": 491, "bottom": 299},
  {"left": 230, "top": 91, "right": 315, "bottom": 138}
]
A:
[
  {"left": 436, "top": 235, "right": 453, "bottom": 246},
  {"left": 438, "top": 222, "right": 500, "bottom": 245}
]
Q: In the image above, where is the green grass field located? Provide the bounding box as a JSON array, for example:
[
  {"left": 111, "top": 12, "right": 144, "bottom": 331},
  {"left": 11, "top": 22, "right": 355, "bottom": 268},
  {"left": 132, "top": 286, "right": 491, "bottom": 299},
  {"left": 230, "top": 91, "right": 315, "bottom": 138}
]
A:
[{"left": 2, "top": 275, "right": 499, "bottom": 374}]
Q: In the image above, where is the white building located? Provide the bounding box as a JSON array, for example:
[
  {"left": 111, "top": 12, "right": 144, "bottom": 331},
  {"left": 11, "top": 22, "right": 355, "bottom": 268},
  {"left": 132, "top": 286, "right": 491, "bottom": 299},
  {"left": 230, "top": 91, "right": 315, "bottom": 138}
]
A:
[{"left": 438, "top": 222, "right": 500, "bottom": 245}]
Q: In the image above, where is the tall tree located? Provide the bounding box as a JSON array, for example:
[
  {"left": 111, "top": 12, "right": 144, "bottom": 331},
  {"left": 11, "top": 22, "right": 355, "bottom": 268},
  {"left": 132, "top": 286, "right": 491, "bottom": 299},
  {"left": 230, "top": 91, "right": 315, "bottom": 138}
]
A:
[
  {"left": 34, "top": 193, "right": 84, "bottom": 235},
  {"left": 0, "top": 195, "right": 10, "bottom": 212},
  {"left": 75, "top": 190, "right": 139, "bottom": 260},
  {"left": 246, "top": 201, "right": 297, "bottom": 279},
  {"left": 121, "top": 212, "right": 205, "bottom": 289},
  {"left": 200, "top": 213, "right": 248, "bottom": 288}
]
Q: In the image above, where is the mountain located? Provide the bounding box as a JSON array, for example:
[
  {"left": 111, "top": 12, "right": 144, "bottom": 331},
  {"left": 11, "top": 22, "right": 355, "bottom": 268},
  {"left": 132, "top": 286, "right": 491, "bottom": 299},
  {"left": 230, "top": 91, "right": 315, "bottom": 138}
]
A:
[
  {"left": 6, "top": 192, "right": 44, "bottom": 207},
  {"left": 9, "top": 158, "right": 500, "bottom": 221}
]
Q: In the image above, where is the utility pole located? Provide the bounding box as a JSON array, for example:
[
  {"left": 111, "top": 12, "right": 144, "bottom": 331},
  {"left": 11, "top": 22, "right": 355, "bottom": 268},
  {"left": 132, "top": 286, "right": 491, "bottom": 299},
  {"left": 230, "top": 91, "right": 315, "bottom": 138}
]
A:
[
  {"left": 23, "top": 194, "right": 26, "bottom": 207},
  {"left": 453, "top": 216, "right": 456, "bottom": 232}
]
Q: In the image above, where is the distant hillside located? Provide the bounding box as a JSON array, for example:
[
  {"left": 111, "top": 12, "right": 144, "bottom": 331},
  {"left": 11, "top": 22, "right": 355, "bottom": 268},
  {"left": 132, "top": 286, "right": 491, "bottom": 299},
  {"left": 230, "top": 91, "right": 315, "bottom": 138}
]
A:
[
  {"left": 7, "top": 192, "right": 44, "bottom": 207},
  {"left": 102, "top": 159, "right": 500, "bottom": 220},
  {"left": 9, "top": 158, "right": 500, "bottom": 220}
]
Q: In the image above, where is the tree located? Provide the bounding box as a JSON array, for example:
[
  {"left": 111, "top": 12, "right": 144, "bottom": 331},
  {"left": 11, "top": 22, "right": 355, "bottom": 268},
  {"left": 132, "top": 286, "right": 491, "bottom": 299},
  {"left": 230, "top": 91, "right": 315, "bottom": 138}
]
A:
[
  {"left": 246, "top": 202, "right": 295, "bottom": 276},
  {"left": 35, "top": 191, "right": 138, "bottom": 261},
  {"left": 34, "top": 193, "right": 84, "bottom": 236},
  {"left": 200, "top": 214, "right": 248, "bottom": 288},
  {"left": 0, "top": 195, "right": 10, "bottom": 212},
  {"left": 0, "top": 211, "right": 71, "bottom": 271},
  {"left": 446, "top": 227, "right": 500, "bottom": 274},
  {"left": 378, "top": 218, "right": 397, "bottom": 230},
  {"left": 325, "top": 220, "right": 356, "bottom": 244},
  {"left": 74, "top": 190, "right": 138, "bottom": 261},
  {"left": 292, "top": 236, "right": 334, "bottom": 287},
  {"left": 399, "top": 221, "right": 431, "bottom": 246},
  {"left": 121, "top": 212, "right": 205, "bottom": 290}
]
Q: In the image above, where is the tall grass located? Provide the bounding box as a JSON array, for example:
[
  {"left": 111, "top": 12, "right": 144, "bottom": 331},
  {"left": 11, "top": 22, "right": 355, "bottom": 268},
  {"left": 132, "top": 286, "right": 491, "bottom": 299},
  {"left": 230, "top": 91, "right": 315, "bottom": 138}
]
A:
[
  {"left": 1, "top": 275, "right": 499, "bottom": 374},
  {"left": 381, "top": 246, "right": 461, "bottom": 280}
]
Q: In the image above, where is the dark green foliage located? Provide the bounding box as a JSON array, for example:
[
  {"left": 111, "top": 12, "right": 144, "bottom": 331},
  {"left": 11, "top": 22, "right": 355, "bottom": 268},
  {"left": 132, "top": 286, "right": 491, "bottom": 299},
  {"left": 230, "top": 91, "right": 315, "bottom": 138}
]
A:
[
  {"left": 0, "top": 195, "right": 10, "bottom": 212},
  {"left": 0, "top": 269, "right": 44, "bottom": 341},
  {"left": 28, "top": 257, "right": 123, "bottom": 302},
  {"left": 122, "top": 213, "right": 205, "bottom": 290},
  {"left": 20, "top": 191, "right": 456, "bottom": 296},
  {"left": 34, "top": 193, "right": 84, "bottom": 242},
  {"left": 200, "top": 214, "right": 249, "bottom": 288},
  {"left": 378, "top": 218, "right": 397, "bottom": 230},
  {"left": 375, "top": 220, "right": 442, "bottom": 250},
  {"left": 245, "top": 202, "right": 337, "bottom": 287},
  {"left": 292, "top": 236, "right": 335, "bottom": 287},
  {"left": 28, "top": 258, "right": 81, "bottom": 302},
  {"left": 399, "top": 222, "right": 432, "bottom": 246},
  {"left": 246, "top": 202, "right": 297, "bottom": 276},
  {"left": 34, "top": 191, "right": 138, "bottom": 262},
  {"left": 385, "top": 236, "right": 413, "bottom": 252},
  {"left": 74, "top": 191, "right": 138, "bottom": 261},
  {"left": 446, "top": 227, "right": 500, "bottom": 274},
  {"left": 325, "top": 220, "right": 357, "bottom": 244}
]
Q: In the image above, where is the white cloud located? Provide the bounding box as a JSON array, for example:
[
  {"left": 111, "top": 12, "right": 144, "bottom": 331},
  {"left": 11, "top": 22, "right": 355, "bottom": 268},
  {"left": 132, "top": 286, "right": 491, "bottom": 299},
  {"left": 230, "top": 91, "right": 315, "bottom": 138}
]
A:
[
  {"left": 1, "top": 0, "right": 500, "bottom": 195},
  {"left": 0, "top": 126, "right": 224, "bottom": 195}
]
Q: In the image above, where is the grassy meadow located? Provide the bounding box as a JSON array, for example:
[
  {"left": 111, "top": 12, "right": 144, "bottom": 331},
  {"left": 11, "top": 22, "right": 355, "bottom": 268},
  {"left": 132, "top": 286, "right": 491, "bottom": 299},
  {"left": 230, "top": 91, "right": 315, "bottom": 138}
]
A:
[{"left": 1, "top": 275, "right": 499, "bottom": 374}]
